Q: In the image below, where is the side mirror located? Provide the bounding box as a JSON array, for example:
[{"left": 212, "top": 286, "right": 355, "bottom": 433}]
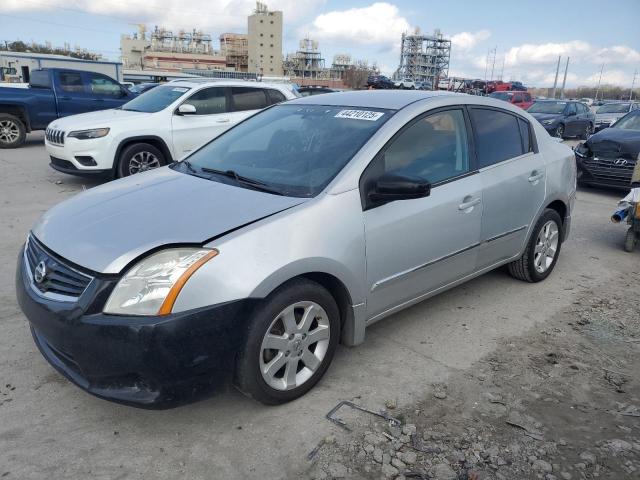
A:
[
  {"left": 368, "top": 172, "right": 431, "bottom": 206},
  {"left": 177, "top": 104, "right": 197, "bottom": 115}
]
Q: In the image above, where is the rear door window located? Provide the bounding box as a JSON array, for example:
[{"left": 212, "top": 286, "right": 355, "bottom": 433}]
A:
[
  {"left": 85, "top": 72, "right": 123, "bottom": 97},
  {"left": 231, "top": 87, "right": 269, "bottom": 111},
  {"left": 470, "top": 108, "right": 524, "bottom": 167},
  {"left": 185, "top": 87, "right": 227, "bottom": 115},
  {"left": 58, "top": 72, "right": 84, "bottom": 93}
]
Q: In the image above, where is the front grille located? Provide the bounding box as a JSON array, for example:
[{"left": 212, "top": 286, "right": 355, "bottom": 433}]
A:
[
  {"left": 582, "top": 155, "right": 636, "bottom": 184},
  {"left": 45, "top": 128, "right": 65, "bottom": 145},
  {"left": 25, "top": 235, "right": 93, "bottom": 300}
]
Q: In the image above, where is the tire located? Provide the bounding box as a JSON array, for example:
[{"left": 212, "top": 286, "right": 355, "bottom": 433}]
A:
[
  {"left": 554, "top": 124, "right": 565, "bottom": 139},
  {"left": 117, "top": 142, "right": 166, "bottom": 178},
  {"left": 0, "top": 114, "right": 26, "bottom": 149},
  {"left": 508, "top": 209, "right": 563, "bottom": 283},
  {"left": 624, "top": 228, "right": 637, "bottom": 253},
  {"left": 580, "top": 123, "right": 593, "bottom": 140},
  {"left": 235, "top": 279, "right": 340, "bottom": 405}
]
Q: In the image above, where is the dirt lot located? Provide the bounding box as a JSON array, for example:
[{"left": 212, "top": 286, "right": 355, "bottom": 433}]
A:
[{"left": 0, "top": 134, "right": 638, "bottom": 479}]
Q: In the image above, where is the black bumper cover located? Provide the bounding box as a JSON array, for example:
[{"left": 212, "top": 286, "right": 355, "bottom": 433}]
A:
[{"left": 15, "top": 247, "right": 256, "bottom": 409}]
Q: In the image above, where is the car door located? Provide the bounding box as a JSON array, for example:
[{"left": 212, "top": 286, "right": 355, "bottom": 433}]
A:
[
  {"left": 171, "top": 86, "right": 230, "bottom": 158},
  {"left": 564, "top": 102, "right": 579, "bottom": 136},
  {"left": 83, "top": 72, "right": 130, "bottom": 110},
  {"left": 469, "top": 107, "right": 546, "bottom": 269},
  {"left": 362, "top": 108, "right": 483, "bottom": 320},
  {"left": 54, "top": 71, "right": 92, "bottom": 117}
]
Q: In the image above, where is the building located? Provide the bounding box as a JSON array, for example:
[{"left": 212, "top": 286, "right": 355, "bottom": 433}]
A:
[
  {"left": 247, "top": 2, "right": 283, "bottom": 75},
  {"left": 395, "top": 28, "right": 451, "bottom": 87},
  {"left": 283, "top": 37, "right": 325, "bottom": 82},
  {"left": 220, "top": 33, "right": 248, "bottom": 72},
  {"left": 120, "top": 25, "right": 227, "bottom": 73},
  {"left": 0, "top": 51, "right": 123, "bottom": 82}
]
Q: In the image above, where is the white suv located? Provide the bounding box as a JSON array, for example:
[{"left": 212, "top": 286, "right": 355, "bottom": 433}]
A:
[{"left": 44, "top": 79, "right": 299, "bottom": 178}]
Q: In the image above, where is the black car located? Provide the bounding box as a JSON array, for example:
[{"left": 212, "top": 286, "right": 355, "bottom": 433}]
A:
[
  {"left": 574, "top": 110, "right": 640, "bottom": 188},
  {"left": 528, "top": 100, "right": 595, "bottom": 139},
  {"left": 366, "top": 75, "right": 395, "bottom": 89},
  {"left": 298, "top": 86, "right": 336, "bottom": 97}
]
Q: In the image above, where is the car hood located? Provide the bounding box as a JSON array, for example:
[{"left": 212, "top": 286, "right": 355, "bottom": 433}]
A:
[
  {"left": 529, "top": 113, "right": 562, "bottom": 122},
  {"left": 47, "top": 108, "right": 150, "bottom": 130},
  {"left": 585, "top": 128, "right": 640, "bottom": 156},
  {"left": 32, "top": 167, "right": 307, "bottom": 274}
]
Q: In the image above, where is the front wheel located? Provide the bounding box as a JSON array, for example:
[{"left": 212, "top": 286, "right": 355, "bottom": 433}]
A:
[
  {"left": 580, "top": 123, "right": 593, "bottom": 140},
  {"left": 0, "top": 114, "right": 26, "bottom": 149},
  {"left": 235, "top": 279, "right": 340, "bottom": 404},
  {"left": 554, "top": 124, "right": 565, "bottom": 139},
  {"left": 624, "top": 228, "right": 637, "bottom": 253},
  {"left": 117, "top": 142, "right": 166, "bottom": 178},
  {"left": 508, "top": 209, "right": 563, "bottom": 282}
]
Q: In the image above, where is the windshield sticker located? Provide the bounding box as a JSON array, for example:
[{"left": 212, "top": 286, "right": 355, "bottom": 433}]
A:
[
  {"left": 172, "top": 87, "right": 189, "bottom": 93},
  {"left": 335, "top": 110, "right": 385, "bottom": 121}
]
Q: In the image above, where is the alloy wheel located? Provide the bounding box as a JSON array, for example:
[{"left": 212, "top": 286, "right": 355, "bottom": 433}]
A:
[
  {"left": 0, "top": 120, "right": 20, "bottom": 144},
  {"left": 534, "top": 220, "right": 559, "bottom": 273},
  {"left": 128, "top": 151, "right": 160, "bottom": 175},
  {"left": 259, "top": 301, "right": 330, "bottom": 391}
]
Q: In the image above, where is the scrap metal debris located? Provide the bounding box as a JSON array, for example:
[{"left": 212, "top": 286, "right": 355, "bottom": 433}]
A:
[{"left": 325, "top": 400, "right": 401, "bottom": 432}]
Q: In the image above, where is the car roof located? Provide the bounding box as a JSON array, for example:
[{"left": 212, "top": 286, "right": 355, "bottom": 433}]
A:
[
  {"left": 166, "top": 78, "right": 290, "bottom": 90},
  {"left": 288, "top": 90, "right": 458, "bottom": 110}
]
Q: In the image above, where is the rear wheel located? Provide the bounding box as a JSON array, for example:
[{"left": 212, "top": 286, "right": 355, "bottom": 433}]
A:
[
  {"left": 0, "top": 114, "right": 26, "bottom": 149},
  {"left": 235, "top": 279, "right": 340, "bottom": 404},
  {"left": 624, "top": 228, "right": 637, "bottom": 253},
  {"left": 117, "top": 142, "right": 166, "bottom": 178},
  {"left": 580, "top": 122, "right": 593, "bottom": 140},
  {"left": 554, "top": 124, "right": 565, "bottom": 139},
  {"left": 508, "top": 209, "right": 563, "bottom": 282}
]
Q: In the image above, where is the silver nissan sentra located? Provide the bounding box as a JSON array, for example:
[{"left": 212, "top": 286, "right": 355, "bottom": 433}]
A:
[{"left": 16, "top": 90, "right": 576, "bottom": 408}]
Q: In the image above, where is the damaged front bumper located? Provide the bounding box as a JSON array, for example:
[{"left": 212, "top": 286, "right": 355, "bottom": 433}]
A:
[{"left": 15, "top": 246, "right": 255, "bottom": 409}]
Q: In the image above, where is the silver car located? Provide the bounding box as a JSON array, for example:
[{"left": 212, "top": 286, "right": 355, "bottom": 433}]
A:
[
  {"left": 594, "top": 102, "right": 640, "bottom": 131},
  {"left": 16, "top": 91, "right": 576, "bottom": 408}
]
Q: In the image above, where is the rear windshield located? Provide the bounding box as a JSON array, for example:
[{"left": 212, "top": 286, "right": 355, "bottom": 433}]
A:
[
  {"left": 121, "top": 85, "right": 191, "bottom": 113},
  {"left": 527, "top": 102, "right": 566, "bottom": 114},
  {"left": 597, "top": 103, "right": 630, "bottom": 114},
  {"left": 489, "top": 92, "right": 512, "bottom": 101}
]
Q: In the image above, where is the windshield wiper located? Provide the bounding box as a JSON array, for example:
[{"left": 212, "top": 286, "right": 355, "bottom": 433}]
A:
[{"left": 200, "top": 167, "right": 284, "bottom": 196}]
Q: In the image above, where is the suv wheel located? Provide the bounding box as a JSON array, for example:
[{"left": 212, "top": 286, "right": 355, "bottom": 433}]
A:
[
  {"left": 117, "top": 142, "right": 166, "bottom": 178},
  {"left": 235, "top": 279, "right": 340, "bottom": 404},
  {"left": 554, "top": 124, "right": 565, "bottom": 139},
  {"left": 0, "top": 114, "right": 26, "bottom": 149},
  {"left": 508, "top": 209, "right": 563, "bottom": 282}
]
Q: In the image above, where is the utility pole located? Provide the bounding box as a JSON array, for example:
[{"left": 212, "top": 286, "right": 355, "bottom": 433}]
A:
[
  {"left": 594, "top": 63, "right": 604, "bottom": 101},
  {"left": 560, "top": 56, "right": 570, "bottom": 100},
  {"left": 630, "top": 69, "right": 638, "bottom": 101},
  {"left": 484, "top": 48, "right": 489, "bottom": 82},
  {"left": 551, "top": 56, "right": 561, "bottom": 99},
  {"left": 499, "top": 54, "right": 506, "bottom": 81},
  {"left": 489, "top": 46, "right": 497, "bottom": 81}
]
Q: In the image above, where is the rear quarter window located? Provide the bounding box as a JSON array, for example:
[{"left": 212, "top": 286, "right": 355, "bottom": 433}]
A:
[{"left": 470, "top": 108, "right": 525, "bottom": 167}]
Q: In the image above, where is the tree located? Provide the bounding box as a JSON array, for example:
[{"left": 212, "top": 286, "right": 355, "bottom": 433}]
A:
[
  {"left": 0, "top": 40, "right": 102, "bottom": 61},
  {"left": 343, "top": 60, "right": 379, "bottom": 89}
]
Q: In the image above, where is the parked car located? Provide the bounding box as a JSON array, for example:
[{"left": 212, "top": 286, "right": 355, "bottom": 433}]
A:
[
  {"left": 528, "top": 100, "right": 595, "bottom": 139},
  {"left": 394, "top": 78, "right": 416, "bottom": 89},
  {"left": 594, "top": 102, "right": 639, "bottom": 132},
  {"left": 44, "top": 79, "right": 298, "bottom": 179},
  {"left": 414, "top": 80, "right": 433, "bottom": 90},
  {"left": 489, "top": 91, "right": 534, "bottom": 109},
  {"left": 574, "top": 109, "right": 640, "bottom": 188},
  {"left": 580, "top": 97, "right": 594, "bottom": 107},
  {"left": 366, "top": 75, "right": 395, "bottom": 89},
  {"left": 0, "top": 68, "right": 134, "bottom": 148},
  {"left": 17, "top": 90, "right": 575, "bottom": 408},
  {"left": 128, "top": 82, "right": 160, "bottom": 95},
  {"left": 297, "top": 86, "right": 336, "bottom": 97}
]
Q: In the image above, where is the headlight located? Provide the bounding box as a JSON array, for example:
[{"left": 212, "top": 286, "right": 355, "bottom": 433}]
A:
[
  {"left": 103, "top": 248, "right": 218, "bottom": 316},
  {"left": 67, "top": 128, "right": 110, "bottom": 140},
  {"left": 542, "top": 119, "right": 555, "bottom": 125}
]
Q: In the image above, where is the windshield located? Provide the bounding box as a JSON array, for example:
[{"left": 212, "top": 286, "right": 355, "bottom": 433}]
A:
[
  {"left": 129, "top": 83, "right": 156, "bottom": 94},
  {"left": 612, "top": 111, "right": 640, "bottom": 131},
  {"left": 597, "top": 103, "right": 630, "bottom": 114},
  {"left": 175, "top": 104, "right": 393, "bottom": 197},
  {"left": 528, "top": 101, "right": 566, "bottom": 114},
  {"left": 489, "top": 92, "right": 511, "bottom": 101},
  {"left": 121, "top": 85, "right": 191, "bottom": 113}
]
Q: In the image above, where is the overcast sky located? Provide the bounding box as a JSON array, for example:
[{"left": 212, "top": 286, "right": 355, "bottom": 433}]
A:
[{"left": 2, "top": 0, "right": 639, "bottom": 88}]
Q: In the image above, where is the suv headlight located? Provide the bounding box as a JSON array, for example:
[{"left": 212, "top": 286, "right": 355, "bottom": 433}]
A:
[
  {"left": 103, "top": 248, "right": 218, "bottom": 316},
  {"left": 67, "top": 128, "right": 110, "bottom": 140}
]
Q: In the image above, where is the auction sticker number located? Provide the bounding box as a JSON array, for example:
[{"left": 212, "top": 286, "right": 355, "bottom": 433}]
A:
[{"left": 335, "top": 110, "right": 385, "bottom": 121}]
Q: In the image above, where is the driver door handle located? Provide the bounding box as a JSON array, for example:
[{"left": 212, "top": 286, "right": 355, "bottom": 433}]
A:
[
  {"left": 216, "top": 118, "right": 230, "bottom": 123},
  {"left": 458, "top": 197, "right": 481, "bottom": 211}
]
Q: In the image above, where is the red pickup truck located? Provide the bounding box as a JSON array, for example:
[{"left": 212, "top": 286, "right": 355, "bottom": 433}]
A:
[{"left": 488, "top": 90, "right": 534, "bottom": 109}]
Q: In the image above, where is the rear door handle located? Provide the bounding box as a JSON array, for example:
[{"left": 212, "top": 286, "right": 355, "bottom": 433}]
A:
[
  {"left": 528, "top": 171, "right": 545, "bottom": 183},
  {"left": 458, "top": 197, "right": 481, "bottom": 211},
  {"left": 216, "top": 118, "right": 230, "bottom": 123}
]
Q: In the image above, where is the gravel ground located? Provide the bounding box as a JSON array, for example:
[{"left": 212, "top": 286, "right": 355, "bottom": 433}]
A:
[{"left": 0, "top": 134, "right": 638, "bottom": 479}]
